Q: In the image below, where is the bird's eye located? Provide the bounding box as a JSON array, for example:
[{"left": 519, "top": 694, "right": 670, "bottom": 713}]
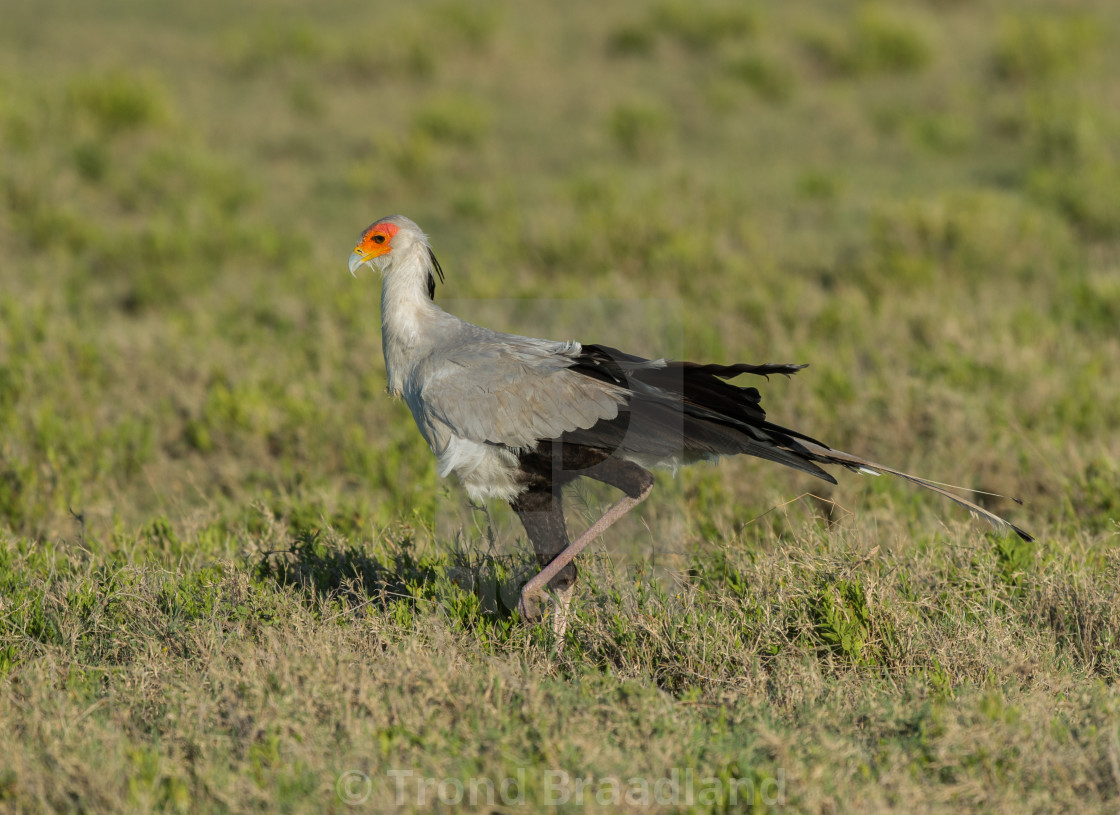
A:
[{"left": 373, "top": 234, "right": 386, "bottom": 244}]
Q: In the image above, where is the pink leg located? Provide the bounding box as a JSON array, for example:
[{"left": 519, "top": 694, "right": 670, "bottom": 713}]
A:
[{"left": 517, "top": 477, "right": 653, "bottom": 620}]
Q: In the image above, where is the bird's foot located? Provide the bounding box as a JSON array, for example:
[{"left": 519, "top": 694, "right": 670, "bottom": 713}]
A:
[
  {"left": 518, "top": 583, "right": 573, "bottom": 642},
  {"left": 517, "top": 585, "right": 546, "bottom": 622}
]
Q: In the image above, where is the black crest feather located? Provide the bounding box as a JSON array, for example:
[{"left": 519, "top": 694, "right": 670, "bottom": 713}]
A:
[{"left": 427, "top": 248, "right": 445, "bottom": 299}]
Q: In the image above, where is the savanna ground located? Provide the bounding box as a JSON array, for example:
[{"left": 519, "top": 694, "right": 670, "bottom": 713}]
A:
[{"left": 2, "top": 0, "right": 1119, "bottom": 812}]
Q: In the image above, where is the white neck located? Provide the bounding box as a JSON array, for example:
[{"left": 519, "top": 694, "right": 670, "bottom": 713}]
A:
[{"left": 380, "top": 243, "right": 444, "bottom": 396}]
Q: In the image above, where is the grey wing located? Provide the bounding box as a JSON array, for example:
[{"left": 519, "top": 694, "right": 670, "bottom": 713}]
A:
[{"left": 417, "top": 337, "right": 626, "bottom": 449}]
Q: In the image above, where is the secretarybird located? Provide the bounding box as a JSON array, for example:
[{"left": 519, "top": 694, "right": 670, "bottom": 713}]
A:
[{"left": 349, "top": 215, "right": 1032, "bottom": 634}]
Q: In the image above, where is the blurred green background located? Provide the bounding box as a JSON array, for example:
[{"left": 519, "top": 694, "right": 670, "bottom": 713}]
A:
[
  {"left": 2, "top": 0, "right": 1116, "bottom": 544},
  {"left": 2, "top": 1, "right": 1120, "bottom": 811}
]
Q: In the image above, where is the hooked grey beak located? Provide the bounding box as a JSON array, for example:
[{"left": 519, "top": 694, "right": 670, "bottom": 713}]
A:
[{"left": 348, "top": 250, "right": 371, "bottom": 278}]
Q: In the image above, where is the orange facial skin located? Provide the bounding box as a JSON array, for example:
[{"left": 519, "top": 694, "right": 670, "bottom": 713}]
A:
[{"left": 354, "top": 221, "right": 400, "bottom": 263}]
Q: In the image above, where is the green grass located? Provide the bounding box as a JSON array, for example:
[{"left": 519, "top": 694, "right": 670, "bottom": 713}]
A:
[{"left": 2, "top": 0, "right": 1120, "bottom": 811}]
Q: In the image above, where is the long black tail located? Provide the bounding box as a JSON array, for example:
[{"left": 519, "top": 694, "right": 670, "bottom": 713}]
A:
[
  {"left": 565, "top": 344, "right": 1034, "bottom": 542},
  {"left": 793, "top": 439, "right": 1034, "bottom": 542}
]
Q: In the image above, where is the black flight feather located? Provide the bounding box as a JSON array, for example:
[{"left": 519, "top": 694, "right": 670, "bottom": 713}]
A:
[{"left": 553, "top": 343, "right": 1033, "bottom": 541}]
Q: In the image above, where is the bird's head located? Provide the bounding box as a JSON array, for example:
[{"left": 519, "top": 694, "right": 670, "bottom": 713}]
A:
[{"left": 348, "top": 215, "right": 445, "bottom": 298}]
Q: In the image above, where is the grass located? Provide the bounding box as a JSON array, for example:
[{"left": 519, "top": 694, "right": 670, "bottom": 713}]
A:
[{"left": 1, "top": 0, "right": 1120, "bottom": 811}]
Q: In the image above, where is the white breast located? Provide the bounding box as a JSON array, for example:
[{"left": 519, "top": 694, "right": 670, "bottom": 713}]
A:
[{"left": 435, "top": 434, "right": 523, "bottom": 502}]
